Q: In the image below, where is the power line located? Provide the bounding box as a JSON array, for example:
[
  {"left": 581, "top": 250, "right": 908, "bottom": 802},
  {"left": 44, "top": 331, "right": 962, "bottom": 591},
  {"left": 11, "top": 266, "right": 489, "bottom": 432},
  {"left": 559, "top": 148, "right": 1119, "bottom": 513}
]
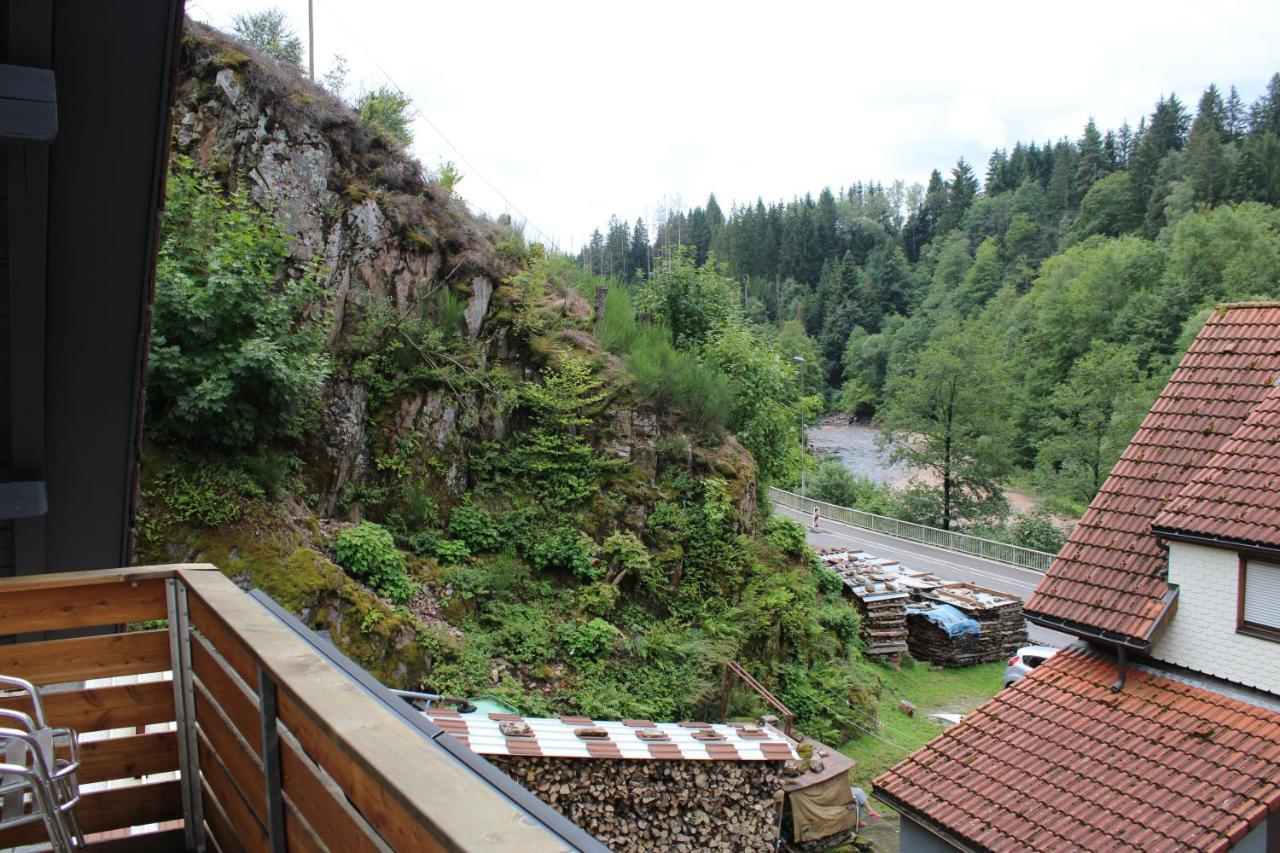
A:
[
  {"left": 795, "top": 688, "right": 916, "bottom": 754},
  {"left": 314, "top": 0, "right": 556, "bottom": 248}
]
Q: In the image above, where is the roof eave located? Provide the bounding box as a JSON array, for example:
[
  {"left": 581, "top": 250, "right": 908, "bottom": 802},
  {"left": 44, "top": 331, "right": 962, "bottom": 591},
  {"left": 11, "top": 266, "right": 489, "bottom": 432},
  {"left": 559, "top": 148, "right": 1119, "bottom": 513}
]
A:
[
  {"left": 1023, "top": 610, "right": 1153, "bottom": 654},
  {"left": 1153, "top": 528, "right": 1280, "bottom": 561},
  {"left": 870, "top": 788, "right": 987, "bottom": 853}
]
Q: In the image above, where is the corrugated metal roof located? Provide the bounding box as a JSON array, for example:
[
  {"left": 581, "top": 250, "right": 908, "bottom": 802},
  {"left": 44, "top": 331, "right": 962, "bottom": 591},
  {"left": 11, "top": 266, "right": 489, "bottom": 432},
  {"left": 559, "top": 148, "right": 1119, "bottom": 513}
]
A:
[
  {"left": 874, "top": 647, "right": 1280, "bottom": 853},
  {"left": 1026, "top": 303, "right": 1280, "bottom": 644},
  {"left": 422, "top": 711, "right": 799, "bottom": 762}
]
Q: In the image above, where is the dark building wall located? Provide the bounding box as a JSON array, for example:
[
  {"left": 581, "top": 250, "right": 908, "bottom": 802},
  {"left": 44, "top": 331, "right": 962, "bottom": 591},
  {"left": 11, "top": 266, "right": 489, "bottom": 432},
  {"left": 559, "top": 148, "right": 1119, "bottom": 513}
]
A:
[
  {"left": 900, "top": 815, "right": 964, "bottom": 853},
  {"left": 1, "top": 0, "right": 182, "bottom": 576}
]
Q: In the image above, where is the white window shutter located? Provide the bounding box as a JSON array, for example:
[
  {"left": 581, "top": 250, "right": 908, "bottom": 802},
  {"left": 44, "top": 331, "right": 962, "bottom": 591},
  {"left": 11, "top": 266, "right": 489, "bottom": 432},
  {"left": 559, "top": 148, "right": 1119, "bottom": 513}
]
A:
[{"left": 1244, "top": 560, "right": 1280, "bottom": 630}]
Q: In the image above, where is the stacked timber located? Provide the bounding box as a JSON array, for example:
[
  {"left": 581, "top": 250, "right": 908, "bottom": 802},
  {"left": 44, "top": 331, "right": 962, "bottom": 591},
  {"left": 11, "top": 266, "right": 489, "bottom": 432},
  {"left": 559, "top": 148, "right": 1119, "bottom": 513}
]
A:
[
  {"left": 907, "top": 584, "right": 1028, "bottom": 666},
  {"left": 818, "top": 549, "right": 910, "bottom": 663},
  {"left": 488, "top": 755, "right": 783, "bottom": 852}
]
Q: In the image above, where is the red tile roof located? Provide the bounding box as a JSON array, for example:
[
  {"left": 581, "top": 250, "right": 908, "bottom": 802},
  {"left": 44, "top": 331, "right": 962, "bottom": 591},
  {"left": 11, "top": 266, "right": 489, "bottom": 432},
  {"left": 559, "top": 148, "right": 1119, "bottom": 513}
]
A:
[
  {"left": 1153, "top": 382, "right": 1280, "bottom": 547},
  {"left": 1026, "top": 303, "right": 1280, "bottom": 645},
  {"left": 874, "top": 648, "right": 1280, "bottom": 852}
]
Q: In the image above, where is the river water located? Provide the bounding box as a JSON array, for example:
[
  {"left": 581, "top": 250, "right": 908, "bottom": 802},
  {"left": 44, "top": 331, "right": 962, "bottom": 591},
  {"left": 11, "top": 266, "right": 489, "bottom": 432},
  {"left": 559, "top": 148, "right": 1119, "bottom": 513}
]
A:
[{"left": 804, "top": 423, "right": 913, "bottom": 486}]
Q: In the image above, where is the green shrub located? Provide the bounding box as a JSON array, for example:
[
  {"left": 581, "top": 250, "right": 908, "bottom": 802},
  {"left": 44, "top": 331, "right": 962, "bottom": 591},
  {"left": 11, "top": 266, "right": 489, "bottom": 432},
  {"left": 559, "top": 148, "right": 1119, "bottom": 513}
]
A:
[
  {"left": 448, "top": 501, "right": 501, "bottom": 553},
  {"left": 805, "top": 461, "right": 896, "bottom": 512},
  {"left": 761, "top": 516, "right": 808, "bottom": 559},
  {"left": 529, "top": 528, "right": 599, "bottom": 580},
  {"left": 149, "top": 157, "right": 330, "bottom": 453},
  {"left": 335, "top": 522, "right": 416, "bottom": 603},
  {"left": 483, "top": 603, "right": 556, "bottom": 664},
  {"left": 433, "top": 539, "right": 472, "bottom": 566},
  {"left": 599, "top": 531, "right": 650, "bottom": 583},
  {"left": 562, "top": 618, "right": 620, "bottom": 659},
  {"left": 353, "top": 86, "right": 413, "bottom": 146},
  {"left": 626, "top": 325, "right": 732, "bottom": 432}
]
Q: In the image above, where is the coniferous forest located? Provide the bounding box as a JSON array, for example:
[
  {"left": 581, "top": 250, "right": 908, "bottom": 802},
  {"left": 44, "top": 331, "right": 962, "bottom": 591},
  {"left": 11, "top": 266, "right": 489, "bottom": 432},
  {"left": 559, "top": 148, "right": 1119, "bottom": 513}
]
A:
[{"left": 581, "top": 74, "right": 1280, "bottom": 532}]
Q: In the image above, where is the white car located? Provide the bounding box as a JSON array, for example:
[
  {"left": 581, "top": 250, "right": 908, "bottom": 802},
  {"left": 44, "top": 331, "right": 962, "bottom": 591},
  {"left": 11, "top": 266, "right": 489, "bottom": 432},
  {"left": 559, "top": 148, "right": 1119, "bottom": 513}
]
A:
[
  {"left": 929, "top": 712, "right": 965, "bottom": 728},
  {"left": 1003, "top": 645, "right": 1059, "bottom": 687}
]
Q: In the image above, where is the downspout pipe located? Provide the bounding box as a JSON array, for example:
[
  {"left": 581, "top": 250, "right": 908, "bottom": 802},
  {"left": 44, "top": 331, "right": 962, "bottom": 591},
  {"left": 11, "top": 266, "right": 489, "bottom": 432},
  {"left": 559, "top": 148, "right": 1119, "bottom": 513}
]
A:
[{"left": 1111, "top": 646, "right": 1128, "bottom": 693}]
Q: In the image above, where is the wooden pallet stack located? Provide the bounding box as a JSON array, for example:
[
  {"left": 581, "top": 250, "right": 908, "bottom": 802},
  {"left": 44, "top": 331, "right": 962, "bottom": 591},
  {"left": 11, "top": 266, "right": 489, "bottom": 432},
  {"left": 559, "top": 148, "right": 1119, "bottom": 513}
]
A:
[
  {"left": 906, "top": 584, "right": 1028, "bottom": 667},
  {"left": 817, "top": 549, "right": 910, "bottom": 663}
]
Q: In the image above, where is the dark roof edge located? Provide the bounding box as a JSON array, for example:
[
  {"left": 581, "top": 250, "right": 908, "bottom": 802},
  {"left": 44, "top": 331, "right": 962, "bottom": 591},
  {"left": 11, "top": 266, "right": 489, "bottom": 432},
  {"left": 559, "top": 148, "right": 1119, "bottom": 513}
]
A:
[
  {"left": 1153, "top": 528, "right": 1280, "bottom": 561},
  {"left": 870, "top": 788, "right": 987, "bottom": 853},
  {"left": 1023, "top": 610, "right": 1153, "bottom": 653}
]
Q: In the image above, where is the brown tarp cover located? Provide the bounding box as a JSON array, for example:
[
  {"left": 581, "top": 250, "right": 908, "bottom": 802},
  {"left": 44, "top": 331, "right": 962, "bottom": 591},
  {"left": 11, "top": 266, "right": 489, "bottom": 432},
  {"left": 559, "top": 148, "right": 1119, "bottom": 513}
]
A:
[{"left": 789, "top": 773, "right": 858, "bottom": 841}]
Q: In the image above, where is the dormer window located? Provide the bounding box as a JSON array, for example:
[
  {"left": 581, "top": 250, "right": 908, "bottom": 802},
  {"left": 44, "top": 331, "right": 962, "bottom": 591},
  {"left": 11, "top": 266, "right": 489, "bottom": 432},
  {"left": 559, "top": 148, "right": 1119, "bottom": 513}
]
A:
[{"left": 1238, "top": 556, "right": 1280, "bottom": 641}]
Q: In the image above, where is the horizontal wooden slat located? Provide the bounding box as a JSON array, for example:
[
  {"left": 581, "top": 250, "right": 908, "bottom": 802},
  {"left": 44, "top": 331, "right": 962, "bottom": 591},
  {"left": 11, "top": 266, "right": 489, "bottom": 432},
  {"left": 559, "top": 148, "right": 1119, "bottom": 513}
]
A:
[
  {"left": 189, "top": 591, "right": 257, "bottom": 687},
  {"left": 0, "top": 629, "right": 169, "bottom": 685},
  {"left": 284, "top": 802, "right": 326, "bottom": 853},
  {"left": 195, "top": 681, "right": 267, "bottom": 824},
  {"left": 279, "top": 692, "right": 445, "bottom": 853},
  {"left": 203, "top": 778, "right": 245, "bottom": 853},
  {"left": 0, "top": 679, "right": 176, "bottom": 733},
  {"left": 0, "top": 779, "right": 181, "bottom": 847},
  {"left": 199, "top": 731, "right": 268, "bottom": 853},
  {"left": 0, "top": 577, "right": 167, "bottom": 636},
  {"left": 192, "top": 630, "right": 262, "bottom": 756},
  {"left": 280, "top": 732, "right": 386, "bottom": 853},
  {"left": 79, "top": 729, "right": 179, "bottom": 785},
  {"left": 84, "top": 826, "right": 185, "bottom": 853},
  {"left": 0, "top": 563, "right": 202, "bottom": 594}
]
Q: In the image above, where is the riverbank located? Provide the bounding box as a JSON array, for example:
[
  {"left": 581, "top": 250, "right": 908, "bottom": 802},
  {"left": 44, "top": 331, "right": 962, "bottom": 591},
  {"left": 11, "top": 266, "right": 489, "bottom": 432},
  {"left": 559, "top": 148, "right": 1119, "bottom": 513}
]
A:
[{"left": 807, "top": 421, "right": 1060, "bottom": 521}]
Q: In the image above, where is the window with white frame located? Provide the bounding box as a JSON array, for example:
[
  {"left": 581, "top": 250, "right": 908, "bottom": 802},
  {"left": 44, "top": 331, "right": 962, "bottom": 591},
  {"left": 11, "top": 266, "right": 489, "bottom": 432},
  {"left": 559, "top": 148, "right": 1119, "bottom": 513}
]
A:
[{"left": 1240, "top": 557, "right": 1280, "bottom": 639}]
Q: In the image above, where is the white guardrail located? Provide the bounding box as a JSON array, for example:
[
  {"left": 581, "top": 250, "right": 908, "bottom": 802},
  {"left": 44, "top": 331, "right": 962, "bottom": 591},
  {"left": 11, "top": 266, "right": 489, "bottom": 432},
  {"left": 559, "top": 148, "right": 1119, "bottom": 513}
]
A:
[{"left": 768, "top": 486, "right": 1055, "bottom": 573}]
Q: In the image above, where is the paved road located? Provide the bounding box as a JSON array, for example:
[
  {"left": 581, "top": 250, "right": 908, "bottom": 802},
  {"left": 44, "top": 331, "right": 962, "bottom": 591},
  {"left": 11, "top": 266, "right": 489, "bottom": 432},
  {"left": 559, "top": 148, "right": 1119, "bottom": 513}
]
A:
[{"left": 773, "top": 502, "right": 1073, "bottom": 648}]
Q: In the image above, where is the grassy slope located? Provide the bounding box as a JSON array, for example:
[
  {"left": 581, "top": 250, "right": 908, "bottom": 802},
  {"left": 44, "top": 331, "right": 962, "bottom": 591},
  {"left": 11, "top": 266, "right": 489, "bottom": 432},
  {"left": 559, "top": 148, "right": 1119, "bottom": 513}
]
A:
[{"left": 841, "top": 659, "right": 1005, "bottom": 793}]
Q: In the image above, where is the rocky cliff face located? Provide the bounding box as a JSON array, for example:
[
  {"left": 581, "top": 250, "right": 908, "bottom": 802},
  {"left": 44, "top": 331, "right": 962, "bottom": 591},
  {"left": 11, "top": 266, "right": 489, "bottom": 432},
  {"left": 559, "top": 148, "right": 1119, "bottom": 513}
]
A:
[
  {"left": 174, "top": 24, "right": 510, "bottom": 514},
  {"left": 146, "top": 24, "right": 763, "bottom": 691}
]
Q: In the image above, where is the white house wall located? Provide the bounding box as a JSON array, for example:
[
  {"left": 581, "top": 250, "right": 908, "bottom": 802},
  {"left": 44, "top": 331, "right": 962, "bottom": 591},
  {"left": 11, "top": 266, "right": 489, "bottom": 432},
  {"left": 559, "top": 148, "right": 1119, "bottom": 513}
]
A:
[{"left": 1153, "top": 542, "right": 1280, "bottom": 695}]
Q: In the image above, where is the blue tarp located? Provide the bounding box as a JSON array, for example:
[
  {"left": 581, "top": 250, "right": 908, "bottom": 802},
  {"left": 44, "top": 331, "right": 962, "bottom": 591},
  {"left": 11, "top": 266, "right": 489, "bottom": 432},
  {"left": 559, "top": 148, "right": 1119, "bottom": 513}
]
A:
[{"left": 914, "top": 603, "right": 981, "bottom": 637}]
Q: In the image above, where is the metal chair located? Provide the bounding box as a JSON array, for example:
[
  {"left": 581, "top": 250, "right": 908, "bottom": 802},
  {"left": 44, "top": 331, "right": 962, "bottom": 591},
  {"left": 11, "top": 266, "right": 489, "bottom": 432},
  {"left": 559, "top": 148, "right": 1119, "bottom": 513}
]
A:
[
  {"left": 1, "top": 726, "right": 76, "bottom": 851},
  {"left": 0, "top": 675, "right": 85, "bottom": 849}
]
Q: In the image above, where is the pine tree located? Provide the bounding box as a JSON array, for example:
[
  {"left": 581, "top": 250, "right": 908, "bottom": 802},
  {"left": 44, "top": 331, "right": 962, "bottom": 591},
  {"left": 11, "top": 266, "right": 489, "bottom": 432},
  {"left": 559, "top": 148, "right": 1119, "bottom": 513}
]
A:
[
  {"left": 629, "top": 219, "right": 650, "bottom": 280},
  {"left": 1225, "top": 86, "right": 1248, "bottom": 141},
  {"left": 1130, "top": 95, "right": 1191, "bottom": 228},
  {"left": 1196, "top": 84, "right": 1228, "bottom": 139},
  {"left": 1249, "top": 73, "right": 1280, "bottom": 136},
  {"left": 1185, "top": 97, "right": 1231, "bottom": 206},
  {"left": 1075, "top": 119, "right": 1108, "bottom": 203},
  {"left": 941, "top": 159, "right": 978, "bottom": 233}
]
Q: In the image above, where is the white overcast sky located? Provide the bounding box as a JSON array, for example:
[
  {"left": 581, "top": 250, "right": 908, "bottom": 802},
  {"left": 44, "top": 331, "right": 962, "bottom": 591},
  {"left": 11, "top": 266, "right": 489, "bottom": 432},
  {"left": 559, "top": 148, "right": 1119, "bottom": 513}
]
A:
[{"left": 187, "top": 0, "right": 1280, "bottom": 250}]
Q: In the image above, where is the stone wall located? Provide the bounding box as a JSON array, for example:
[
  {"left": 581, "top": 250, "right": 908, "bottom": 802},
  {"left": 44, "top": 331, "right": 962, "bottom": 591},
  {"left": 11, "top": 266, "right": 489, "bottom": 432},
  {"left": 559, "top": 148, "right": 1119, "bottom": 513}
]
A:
[{"left": 488, "top": 756, "right": 783, "bottom": 851}]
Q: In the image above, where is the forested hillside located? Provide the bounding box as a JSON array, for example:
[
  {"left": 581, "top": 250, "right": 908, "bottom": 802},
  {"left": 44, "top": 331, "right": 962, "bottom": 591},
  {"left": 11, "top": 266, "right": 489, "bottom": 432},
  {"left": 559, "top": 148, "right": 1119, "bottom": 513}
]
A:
[{"left": 584, "top": 75, "right": 1280, "bottom": 528}]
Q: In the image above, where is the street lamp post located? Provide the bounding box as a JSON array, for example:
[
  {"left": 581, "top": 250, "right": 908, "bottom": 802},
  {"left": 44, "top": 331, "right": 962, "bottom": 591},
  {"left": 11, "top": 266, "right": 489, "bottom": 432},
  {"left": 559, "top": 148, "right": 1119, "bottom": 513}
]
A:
[{"left": 793, "top": 356, "right": 806, "bottom": 498}]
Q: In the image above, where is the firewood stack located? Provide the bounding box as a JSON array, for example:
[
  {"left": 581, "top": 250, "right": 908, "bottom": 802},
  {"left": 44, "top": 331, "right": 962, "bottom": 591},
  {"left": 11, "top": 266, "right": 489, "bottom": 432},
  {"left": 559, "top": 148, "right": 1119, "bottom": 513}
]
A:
[{"left": 488, "top": 755, "right": 783, "bottom": 852}]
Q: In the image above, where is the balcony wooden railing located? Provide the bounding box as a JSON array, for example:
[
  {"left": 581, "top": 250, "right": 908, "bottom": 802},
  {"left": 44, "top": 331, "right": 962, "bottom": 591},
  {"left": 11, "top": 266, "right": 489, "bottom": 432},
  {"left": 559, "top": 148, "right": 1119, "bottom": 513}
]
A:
[{"left": 0, "top": 564, "right": 599, "bottom": 852}]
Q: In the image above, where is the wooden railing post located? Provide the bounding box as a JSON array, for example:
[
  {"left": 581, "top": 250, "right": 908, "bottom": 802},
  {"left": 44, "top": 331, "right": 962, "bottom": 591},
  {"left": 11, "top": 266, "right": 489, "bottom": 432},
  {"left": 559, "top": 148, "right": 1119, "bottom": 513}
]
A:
[
  {"left": 167, "top": 578, "right": 205, "bottom": 852},
  {"left": 258, "top": 669, "right": 286, "bottom": 853}
]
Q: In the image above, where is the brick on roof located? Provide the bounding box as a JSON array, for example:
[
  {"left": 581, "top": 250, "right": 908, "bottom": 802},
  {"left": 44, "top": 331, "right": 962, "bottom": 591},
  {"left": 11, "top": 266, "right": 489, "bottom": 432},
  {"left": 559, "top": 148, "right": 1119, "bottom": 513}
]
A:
[
  {"left": 874, "top": 648, "right": 1280, "bottom": 853},
  {"left": 1153, "top": 382, "right": 1280, "bottom": 547},
  {"left": 1025, "top": 303, "right": 1280, "bottom": 644}
]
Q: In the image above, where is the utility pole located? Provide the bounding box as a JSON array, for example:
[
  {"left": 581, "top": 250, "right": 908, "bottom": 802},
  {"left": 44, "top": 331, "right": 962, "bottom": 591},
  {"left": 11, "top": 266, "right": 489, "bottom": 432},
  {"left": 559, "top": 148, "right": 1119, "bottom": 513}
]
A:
[
  {"left": 307, "top": 0, "right": 315, "bottom": 82},
  {"left": 793, "top": 356, "right": 807, "bottom": 498}
]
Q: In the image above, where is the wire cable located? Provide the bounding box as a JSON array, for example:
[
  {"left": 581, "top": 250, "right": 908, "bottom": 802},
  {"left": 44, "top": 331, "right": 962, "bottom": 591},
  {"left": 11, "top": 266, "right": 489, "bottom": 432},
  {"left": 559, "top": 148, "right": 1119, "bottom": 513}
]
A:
[
  {"left": 794, "top": 688, "right": 916, "bottom": 754},
  {"left": 314, "top": 0, "right": 557, "bottom": 247}
]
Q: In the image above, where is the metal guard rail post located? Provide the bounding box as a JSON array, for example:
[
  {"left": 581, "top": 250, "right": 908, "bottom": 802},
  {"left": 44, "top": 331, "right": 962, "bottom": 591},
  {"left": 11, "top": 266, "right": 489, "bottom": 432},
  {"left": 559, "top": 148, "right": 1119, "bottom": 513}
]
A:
[{"left": 768, "top": 487, "right": 1054, "bottom": 572}]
